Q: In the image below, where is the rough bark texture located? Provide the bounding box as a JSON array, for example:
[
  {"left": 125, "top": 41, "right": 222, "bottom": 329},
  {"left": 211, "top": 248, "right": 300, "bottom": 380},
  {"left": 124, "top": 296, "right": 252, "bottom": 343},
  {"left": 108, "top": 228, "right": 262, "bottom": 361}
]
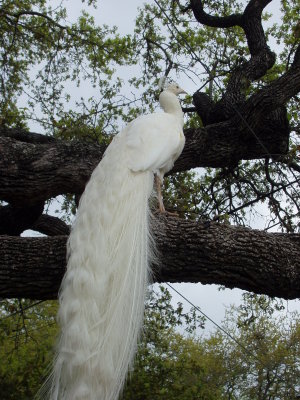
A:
[
  {"left": 1, "top": 216, "right": 300, "bottom": 300},
  {"left": 0, "top": 235, "right": 66, "bottom": 300},
  {"left": 0, "top": 112, "right": 290, "bottom": 207},
  {"left": 32, "top": 214, "right": 70, "bottom": 236},
  {"left": 0, "top": 127, "right": 105, "bottom": 205},
  {"left": 154, "top": 217, "right": 300, "bottom": 300}
]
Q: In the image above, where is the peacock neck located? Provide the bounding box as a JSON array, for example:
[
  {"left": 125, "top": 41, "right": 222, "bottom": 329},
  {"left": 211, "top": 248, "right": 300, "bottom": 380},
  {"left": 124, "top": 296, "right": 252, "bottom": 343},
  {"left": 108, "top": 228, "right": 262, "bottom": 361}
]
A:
[{"left": 159, "top": 91, "right": 184, "bottom": 123}]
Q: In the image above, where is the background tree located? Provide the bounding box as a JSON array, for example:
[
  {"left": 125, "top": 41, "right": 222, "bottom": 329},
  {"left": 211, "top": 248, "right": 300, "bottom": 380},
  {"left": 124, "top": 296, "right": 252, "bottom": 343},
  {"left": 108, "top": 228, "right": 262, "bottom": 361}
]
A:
[
  {"left": 122, "top": 288, "right": 300, "bottom": 400},
  {"left": 0, "top": 299, "right": 58, "bottom": 399},
  {"left": 207, "top": 294, "right": 300, "bottom": 399}
]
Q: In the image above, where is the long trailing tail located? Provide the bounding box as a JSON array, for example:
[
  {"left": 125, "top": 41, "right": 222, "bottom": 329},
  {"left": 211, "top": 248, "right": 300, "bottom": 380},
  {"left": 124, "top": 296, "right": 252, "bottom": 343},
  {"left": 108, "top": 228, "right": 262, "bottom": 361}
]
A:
[{"left": 39, "top": 133, "right": 155, "bottom": 400}]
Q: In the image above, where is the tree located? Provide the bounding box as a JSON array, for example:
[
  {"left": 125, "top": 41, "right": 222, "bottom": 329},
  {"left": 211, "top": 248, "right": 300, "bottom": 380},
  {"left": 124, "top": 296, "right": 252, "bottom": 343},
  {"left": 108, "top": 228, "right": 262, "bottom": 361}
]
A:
[
  {"left": 123, "top": 287, "right": 300, "bottom": 399},
  {"left": 0, "top": 299, "right": 58, "bottom": 399},
  {"left": 0, "top": 0, "right": 300, "bottom": 300}
]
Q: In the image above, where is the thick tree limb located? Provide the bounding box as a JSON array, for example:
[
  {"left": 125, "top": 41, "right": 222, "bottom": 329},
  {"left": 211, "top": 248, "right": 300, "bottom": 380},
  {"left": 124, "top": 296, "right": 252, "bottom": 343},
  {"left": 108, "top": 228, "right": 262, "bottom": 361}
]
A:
[
  {"left": 0, "top": 109, "right": 290, "bottom": 206},
  {"left": 0, "top": 217, "right": 299, "bottom": 300},
  {"left": 189, "top": 0, "right": 242, "bottom": 28},
  {"left": 0, "top": 127, "right": 105, "bottom": 205},
  {"left": 32, "top": 214, "right": 70, "bottom": 236},
  {"left": 240, "top": 60, "right": 300, "bottom": 130},
  {"left": 178, "top": 106, "right": 289, "bottom": 171},
  {"left": 190, "top": 0, "right": 276, "bottom": 124}
]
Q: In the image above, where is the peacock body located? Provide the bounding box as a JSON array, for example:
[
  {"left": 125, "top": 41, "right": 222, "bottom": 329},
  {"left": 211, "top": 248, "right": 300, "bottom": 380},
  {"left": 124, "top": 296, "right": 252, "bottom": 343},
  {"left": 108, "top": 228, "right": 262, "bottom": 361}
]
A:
[{"left": 40, "top": 83, "right": 186, "bottom": 400}]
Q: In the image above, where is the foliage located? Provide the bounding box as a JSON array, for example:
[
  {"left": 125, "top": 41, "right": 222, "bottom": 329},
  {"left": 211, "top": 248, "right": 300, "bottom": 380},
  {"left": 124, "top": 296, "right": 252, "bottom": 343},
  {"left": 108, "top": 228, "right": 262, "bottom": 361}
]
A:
[
  {"left": 211, "top": 294, "right": 300, "bottom": 399},
  {"left": 0, "top": 0, "right": 134, "bottom": 136},
  {"left": 0, "top": 299, "right": 58, "bottom": 399},
  {"left": 122, "top": 287, "right": 300, "bottom": 400}
]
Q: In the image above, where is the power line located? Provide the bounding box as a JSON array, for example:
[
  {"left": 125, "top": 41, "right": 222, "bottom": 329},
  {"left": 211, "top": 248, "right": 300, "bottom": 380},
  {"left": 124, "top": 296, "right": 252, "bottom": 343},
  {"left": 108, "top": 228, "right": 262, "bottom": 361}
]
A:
[{"left": 166, "top": 283, "right": 259, "bottom": 362}]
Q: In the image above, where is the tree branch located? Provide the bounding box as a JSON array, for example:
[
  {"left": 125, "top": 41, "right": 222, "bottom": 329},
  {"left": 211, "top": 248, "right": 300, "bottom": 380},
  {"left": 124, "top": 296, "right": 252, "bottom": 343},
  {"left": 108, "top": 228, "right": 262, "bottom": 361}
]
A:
[
  {"left": 7, "top": 10, "right": 69, "bottom": 31},
  {"left": 0, "top": 127, "right": 105, "bottom": 205},
  {"left": 190, "top": 0, "right": 276, "bottom": 124},
  {"left": 0, "top": 216, "right": 299, "bottom": 300},
  {"left": 239, "top": 63, "right": 300, "bottom": 131},
  {"left": 189, "top": 0, "right": 242, "bottom": 28},
  {"left": 0, "top": 110, "right": 290, "bottom": 205},
  {"left": 32, "top": 214, "right": 70, "bottom": 236}
]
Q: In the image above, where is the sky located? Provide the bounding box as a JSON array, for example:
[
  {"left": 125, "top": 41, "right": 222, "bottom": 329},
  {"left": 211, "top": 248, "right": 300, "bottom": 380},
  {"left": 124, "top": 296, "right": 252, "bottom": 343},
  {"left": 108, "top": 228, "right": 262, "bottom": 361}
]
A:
[{"left": 24, "top": 0, "right": 300, "bottom": 335}]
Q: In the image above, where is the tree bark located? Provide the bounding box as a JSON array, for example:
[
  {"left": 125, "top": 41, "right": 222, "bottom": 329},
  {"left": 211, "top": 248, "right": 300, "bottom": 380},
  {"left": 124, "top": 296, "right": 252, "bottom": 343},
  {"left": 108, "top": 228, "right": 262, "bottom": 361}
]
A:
[
  {"left": 1, "top": 216, "right": 299, "bottom": 300},
  {"left": 0, "top": 128, "right": 105, "bottom": 205},
  {"left": 0, "top": 114, "right": 290, "bottom": 205}
]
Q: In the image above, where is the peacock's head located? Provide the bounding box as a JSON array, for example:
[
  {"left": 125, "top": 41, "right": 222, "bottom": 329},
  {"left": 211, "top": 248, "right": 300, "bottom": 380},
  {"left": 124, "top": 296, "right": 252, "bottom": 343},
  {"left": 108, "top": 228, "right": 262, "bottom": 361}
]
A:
[{"left": 164, "top": 82, "right": 187, "bottom": 96}]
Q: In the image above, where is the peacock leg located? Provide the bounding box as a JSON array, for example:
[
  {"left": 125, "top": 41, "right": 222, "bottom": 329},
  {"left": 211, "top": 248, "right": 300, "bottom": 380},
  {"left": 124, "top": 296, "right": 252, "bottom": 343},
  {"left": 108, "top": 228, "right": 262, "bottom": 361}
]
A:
[{"left": 155, "top": 174, "right": 165, "bottom": 213}]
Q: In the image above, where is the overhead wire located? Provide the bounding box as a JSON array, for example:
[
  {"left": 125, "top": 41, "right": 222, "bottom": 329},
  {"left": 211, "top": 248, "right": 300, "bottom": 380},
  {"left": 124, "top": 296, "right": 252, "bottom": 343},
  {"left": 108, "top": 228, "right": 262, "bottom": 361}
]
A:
[{"left": 166, "top": 283, "right": 260, "bottom": 362}]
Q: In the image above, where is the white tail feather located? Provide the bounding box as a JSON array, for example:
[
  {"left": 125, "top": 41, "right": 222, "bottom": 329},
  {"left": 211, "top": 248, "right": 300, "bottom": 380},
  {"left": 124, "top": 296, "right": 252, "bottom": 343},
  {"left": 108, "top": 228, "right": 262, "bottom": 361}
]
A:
[
  {"left": 37, "top": 82, "right": 186, "bottom": 400},
  {"left": 39, "top": 133, "right": 155, "bottom": 400}
]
